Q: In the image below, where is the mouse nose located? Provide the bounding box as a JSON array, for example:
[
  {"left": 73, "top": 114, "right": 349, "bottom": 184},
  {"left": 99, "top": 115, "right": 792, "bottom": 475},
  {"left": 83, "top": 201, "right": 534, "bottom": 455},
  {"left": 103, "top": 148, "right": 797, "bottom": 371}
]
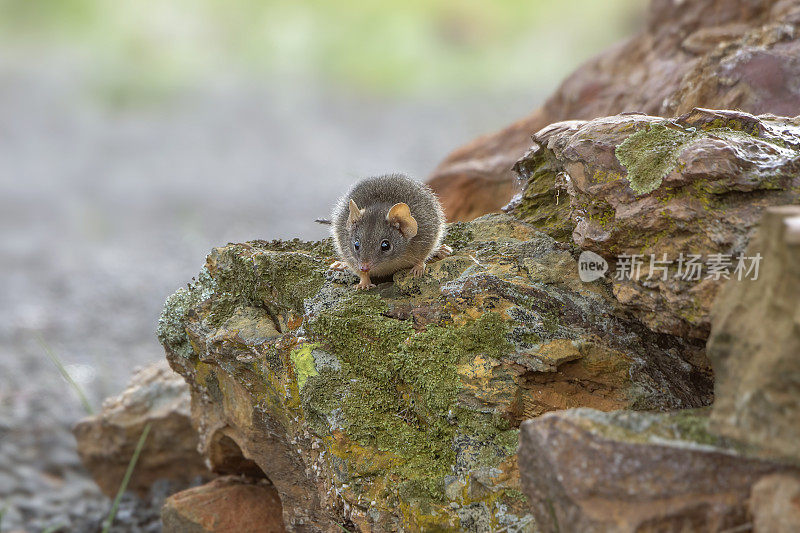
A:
[{"left": 359, "top": 262, "right": 371, "bottom": 272}]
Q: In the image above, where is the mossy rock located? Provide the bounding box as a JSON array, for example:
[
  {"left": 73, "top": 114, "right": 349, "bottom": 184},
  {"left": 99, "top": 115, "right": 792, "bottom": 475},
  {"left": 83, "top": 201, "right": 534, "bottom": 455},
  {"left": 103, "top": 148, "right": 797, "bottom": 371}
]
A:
[
  {"left": 160, "top": 216, "right": 713, "bottom": 532},
  {"left": 510, "top": 108, "right": 800, "bottom": 340}
]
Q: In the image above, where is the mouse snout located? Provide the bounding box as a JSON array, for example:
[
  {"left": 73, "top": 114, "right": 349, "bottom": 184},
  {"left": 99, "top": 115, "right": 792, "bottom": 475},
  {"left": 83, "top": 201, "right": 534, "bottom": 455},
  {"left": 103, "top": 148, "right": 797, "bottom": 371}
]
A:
[{"left": 359, "top": 261, "right": 372, "bottom": 272}]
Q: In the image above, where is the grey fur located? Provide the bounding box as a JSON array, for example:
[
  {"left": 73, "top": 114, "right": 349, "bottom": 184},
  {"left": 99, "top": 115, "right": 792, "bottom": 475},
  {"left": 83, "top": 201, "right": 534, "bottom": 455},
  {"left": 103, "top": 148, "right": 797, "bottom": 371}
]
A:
[{"left": 331, "top": 173, "right": 446, "bottom": 279}]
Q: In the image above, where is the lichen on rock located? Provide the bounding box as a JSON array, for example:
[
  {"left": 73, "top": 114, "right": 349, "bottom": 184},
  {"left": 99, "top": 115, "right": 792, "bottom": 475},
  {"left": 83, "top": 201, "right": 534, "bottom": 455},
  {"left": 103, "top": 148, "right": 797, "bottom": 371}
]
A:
[
  {"left": 507, "top": 144, "right": 573, "bottom": 241},
  {"left": 160, "top": 215, "right": 714, "bottom": 531},
  {"left": 513, "top": 108, "right": 800, "bottom": 339},
  {"left": 303, "top": 296, "right": 517, "bottom": 505},
  {"left": 158, "top": 267, "right": 218, "bottom": 359},
  {"left": 616, "top": 118, "right": 798, "bottom": 196},
  {"left": 289, "top": 343, "right": 320, "bottom": 390},
  {"left": 616, "top": 122, "right": 695, "bottom": 195}
]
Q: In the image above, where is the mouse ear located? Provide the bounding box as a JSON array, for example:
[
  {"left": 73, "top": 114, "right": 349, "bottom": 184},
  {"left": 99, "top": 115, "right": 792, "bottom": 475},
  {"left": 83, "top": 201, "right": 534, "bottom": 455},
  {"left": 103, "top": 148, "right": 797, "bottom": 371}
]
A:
[
  {"left": 348, "top": 199, "right": 364, "bottom": 224},
  {"left": 387, "top": 203, "right": 418, "bottom": 240}
]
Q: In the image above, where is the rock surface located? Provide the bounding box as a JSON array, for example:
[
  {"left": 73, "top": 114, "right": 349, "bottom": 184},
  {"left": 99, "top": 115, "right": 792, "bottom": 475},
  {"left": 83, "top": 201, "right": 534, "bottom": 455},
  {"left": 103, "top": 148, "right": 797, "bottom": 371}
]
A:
[
  {"left": 750, "top": 473, "right": 800, "bottom": 533},
  {"left": 518, "top": 408, "right": 798, "bottom": 533},
  {"left": 516, "top": 206, "right": 800, "bottom": 533},
  {"left": 707, "top": 205, "right": 800, "bottom": 461},
  {"left": 73, "top": 360, "right": 210, "bottom": 498},
  {"left": 158, "top": 215, "right": 714, "bottom": 531},
  {"left": 511, "top": 108, "right": 800, "bottom": 339},
  {"left": 427, "top": 0, "right": 800, "bottom": 221},
  {"left": 161, "top": 475, "right": 286, "bottom": 533}
]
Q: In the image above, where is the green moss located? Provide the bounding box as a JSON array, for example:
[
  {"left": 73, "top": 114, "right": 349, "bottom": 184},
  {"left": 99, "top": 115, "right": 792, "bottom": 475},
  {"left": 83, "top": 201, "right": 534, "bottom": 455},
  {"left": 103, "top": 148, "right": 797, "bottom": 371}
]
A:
[
  {"left": 518, "top": 332, "right": 541, "bottom": 345},
  {"left": 592, "top": 168, "right": 623, "bottom": 184},
  {"left": 676, "top": 300, "right": 704, "bottom": 324},
  {"left": 453, "top": 411, "right": 520, "bottom": 473},
  {"left": 157, "top": 267, "right": 217, "bottom": 358},
  {"left": 246, "top": 237, "right": 336, "bottom": 256},
  {"left": 541, "top": 312, "right": 560, "bottom": 335},
  {"left": 690, "top": 181, "right": 714, "bottom": 211},
  {"left": 159, "top": 241, "right": 330, "bottom": 361},
  {"left": 668, "top": 408, "right": 718, "bottom": 446},
  {"left": 579, "top": 198, "right": 616, "bottom": 229},
  {"left": 701, "top": 118, "right": 745, "bottom": 132},
  {"left": 204, "top": 294, "right": 243, "bottom": 330},
  {"left": 637, "top": 226, "right": 674, "bottom": 255},
  {"left": 503, "top": 489, "right": 527, "bottom": 502},
  {"left": 443, "top": 222, "right": 475, "bottom": 250},
  {"left": 512, "top": 150, "right": 573, "bottom": 241},
  {"left": 260, "top": 343, "right": 284, "bottom": 370},
  {"left": 302, "top": 294, "right": 513, "bottom": 503},
  {"left": 591, "top": 209, "right": 615, "bottom": 227},
  {"left": 203, "top": 368, "right": 223, "bottom": 404},
  {"left": 580, "top": 407, "right": 731, "bottom": 448},
  {"left": 210, "top": 246, "right": 327, "bottom": 315}
]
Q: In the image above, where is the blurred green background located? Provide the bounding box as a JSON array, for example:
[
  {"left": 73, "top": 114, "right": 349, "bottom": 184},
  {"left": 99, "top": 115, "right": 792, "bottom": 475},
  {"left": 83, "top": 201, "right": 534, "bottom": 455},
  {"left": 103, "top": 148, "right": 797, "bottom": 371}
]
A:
[{"left": 0, "top": 0, "right": 644, "bottom": 102}]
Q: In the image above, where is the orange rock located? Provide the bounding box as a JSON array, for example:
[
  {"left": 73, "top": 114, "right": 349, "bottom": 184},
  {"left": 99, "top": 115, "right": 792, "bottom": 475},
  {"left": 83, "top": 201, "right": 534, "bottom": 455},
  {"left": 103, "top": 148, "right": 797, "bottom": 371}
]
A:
[
  {"left": 519, "top": 409, "right": 799, "bottom": 533},
  {"left": 161, "top": 476, "right": 286, "bottom": 533},
  {"left": 73, "top": 360, "right": 210, "bottom": 498}
]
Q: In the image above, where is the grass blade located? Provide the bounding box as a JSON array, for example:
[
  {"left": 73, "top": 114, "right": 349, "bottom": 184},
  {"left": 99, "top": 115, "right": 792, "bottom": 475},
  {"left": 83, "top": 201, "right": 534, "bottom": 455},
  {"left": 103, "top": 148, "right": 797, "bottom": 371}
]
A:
[
  {"left": 36, "top": 334, "right": 94, "bottom": 415},
  {"left": 102, "top": 422, "right": 151, "bottom": 533}
]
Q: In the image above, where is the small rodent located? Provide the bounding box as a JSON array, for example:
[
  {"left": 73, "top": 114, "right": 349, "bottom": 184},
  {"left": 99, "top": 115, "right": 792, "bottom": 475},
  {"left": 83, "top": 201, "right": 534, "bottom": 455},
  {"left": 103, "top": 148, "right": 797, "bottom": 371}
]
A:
[{"left": 329, "top": 173, "right": 452, "bottom": 289}]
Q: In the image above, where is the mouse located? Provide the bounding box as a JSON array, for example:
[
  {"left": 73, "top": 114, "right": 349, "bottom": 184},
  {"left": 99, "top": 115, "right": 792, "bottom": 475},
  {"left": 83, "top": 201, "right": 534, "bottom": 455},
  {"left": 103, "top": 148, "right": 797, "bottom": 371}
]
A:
[{"left": 328, "top": 173, "right": 452, "bottom": 289}]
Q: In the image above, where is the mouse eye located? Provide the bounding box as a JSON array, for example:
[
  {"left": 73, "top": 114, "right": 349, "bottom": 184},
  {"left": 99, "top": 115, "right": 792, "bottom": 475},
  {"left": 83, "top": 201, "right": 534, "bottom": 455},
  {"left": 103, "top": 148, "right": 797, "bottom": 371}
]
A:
[
  {"left": 353, "top": 240, "right": 360, "bottom": 251},
  {"left": 380, "top": 240, "right": 391, "bottom": 252}
]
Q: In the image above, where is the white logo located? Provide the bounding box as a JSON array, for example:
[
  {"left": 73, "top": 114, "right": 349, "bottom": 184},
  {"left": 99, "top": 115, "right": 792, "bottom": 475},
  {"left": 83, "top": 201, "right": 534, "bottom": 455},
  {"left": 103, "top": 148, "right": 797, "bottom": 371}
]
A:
[{"left": 578, "top": 251, "right": 608, "bottom": 282}]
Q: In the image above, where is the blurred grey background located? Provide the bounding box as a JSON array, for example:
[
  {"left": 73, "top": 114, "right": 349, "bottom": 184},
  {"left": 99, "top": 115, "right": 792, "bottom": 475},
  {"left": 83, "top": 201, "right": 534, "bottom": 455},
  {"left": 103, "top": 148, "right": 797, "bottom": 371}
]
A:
[{"left": 0, "top": 0, "right": 644, "bottom": 529}]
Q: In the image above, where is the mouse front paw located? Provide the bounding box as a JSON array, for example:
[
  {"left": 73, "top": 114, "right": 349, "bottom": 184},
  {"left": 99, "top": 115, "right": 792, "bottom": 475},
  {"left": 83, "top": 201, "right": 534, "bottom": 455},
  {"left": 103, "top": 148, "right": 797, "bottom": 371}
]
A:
[
  {"left": 329, "top": 260, "right": 350, "bottom": 271},
  {"left": 356, "top": 272, "right": 375, "bottom": 290},
  {"left": 432, "top": 244, "right": 453, "bottom": 260},
  {"left": 411, "top": 262, "right": 426, "bottom": 277}
]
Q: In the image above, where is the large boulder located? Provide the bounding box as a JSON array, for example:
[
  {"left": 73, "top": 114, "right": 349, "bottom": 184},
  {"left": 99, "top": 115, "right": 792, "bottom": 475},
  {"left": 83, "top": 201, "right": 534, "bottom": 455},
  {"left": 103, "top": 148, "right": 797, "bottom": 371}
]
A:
[
  {"left": 158, "top": 215, "right": 713, "bottom": 532},
  {"left": 511, "top": 108, "right": 800, "bottom": 339},
  {"left": 707, "top": 205, "right": 800, "bottom": 461},
  {"left": 518, "top": 408, "right": 799, "bottom": 533},
  {"left": 73, "top": 360, "right": 210, "bottom": 498},
  {"left": 427, "top": 0, "right": 800, "bottom": 221},
  {"left": 517, "top": 205, "right": 800, "bottom": 533}
]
